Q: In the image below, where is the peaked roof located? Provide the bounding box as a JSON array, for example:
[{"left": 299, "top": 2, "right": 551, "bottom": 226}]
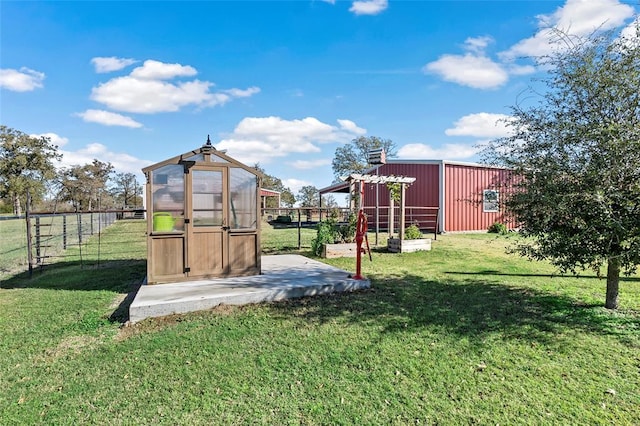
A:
[{"left": 142, "top": 145, "right": 262, "bottom": 178}]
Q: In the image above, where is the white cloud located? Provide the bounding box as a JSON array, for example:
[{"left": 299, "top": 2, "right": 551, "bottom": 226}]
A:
[
  {"left": 620, "top": 15, "right": 640, "bottom": 46},
  {"left": 218, "top": 138, "right": 320, "bottom": 166},
  {"left": 506, "top": 64, "right": 536, "bottom": 76},
  {"left": 337, "top": 119, "right": 367, "bottom": 135},
  {"left": 58, "top": 142, "right": 152, "bottom": 175},
  {"left": 424, "top": 36, "right": 509, "bottom": 89},
  {"left": 76, "top": 109, "right": 143, "bottom": 128},
  {"left": 91, "top": 57, "right": 137, "bottom": 73},
  {"left": 424, "top": 54, "right": 508, "bottom": 89},
  {"left": 231, "top": 116, "right": 364, "bottom": 144},
  {"left": 501, "top": 0, "right": 636, "bottom": 59},
  {"left": 445, "top": 113, "right": 514, "bottom": 138},
  {"left": 283, "top": 178, "right": 312, "bottom": 195},
  {"left": 129, "top": 60, "right": 197, "bottom": 80},
  {"left": 215, "top": 116, "right": 366, "bottom": 165},
  {"left": 92, "top": 77, "right": 223, "bottom": 113},
  {"left": 288, "top": 159, "right": 331, "bottom": 170},
  {"left": 426, "top": 2, "right": 635, "bottom": 89},
  {"left": 545, "top": 0, "right": 633, "bottom": 35},
  {"left": 30, "top": 132, "right": 150, "bottom": 175},
  {"left": 464, "top": 36, "right": 494, "bottom": 54},
  {"left": 0, "top": 67, "right": 45, "bottom": 92},
  {"left": 30, "top": 132, "right": 69, "bottom": 148},
  {"left": 90, "top": 59, "right": 259, "bottom": 114},
  {"left": 224, "top": 87, "right": 261, "bottom": 97},
  {"left": 500, "top": 28, "right": 558, "bottom": 60},
  {"left": 349, "top": 0, "right": 388, "bottom": 16},
  {"left": 398, "top": 143, "right": 479, "bottom": 160}
]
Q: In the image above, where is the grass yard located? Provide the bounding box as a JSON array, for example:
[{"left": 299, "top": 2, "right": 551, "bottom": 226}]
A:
[
  {"left": 260, "top": 219, "right": 316, "bottom": 253},
  {"left": 1, "top": 220, "right": 639, "bottom": 424},
  {"left": 0, "top": 218, "right": 28, "bottom": 277}
]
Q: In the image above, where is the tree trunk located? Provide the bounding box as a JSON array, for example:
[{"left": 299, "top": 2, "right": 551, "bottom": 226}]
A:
[
  {"left": 13, "top": 194, "right": 21, "bottom": 216},
  {"left": 605, "top": 257, "right": 620, "bottom": 310}
]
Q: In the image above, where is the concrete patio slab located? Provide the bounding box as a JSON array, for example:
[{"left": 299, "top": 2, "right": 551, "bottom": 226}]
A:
[{"left": 129, "top": 254, "right": 370, "bottom": 323}]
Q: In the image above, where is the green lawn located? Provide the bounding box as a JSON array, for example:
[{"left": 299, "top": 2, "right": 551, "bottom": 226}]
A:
[
  {"left": 1, "top": 221, "right": 638, "bottom": 424},
  {"left": 0, "top": 218, "right": 28, "bottom": 277},
  {"left": 260, "top": 219, "right": 317, "bottom": 253}
]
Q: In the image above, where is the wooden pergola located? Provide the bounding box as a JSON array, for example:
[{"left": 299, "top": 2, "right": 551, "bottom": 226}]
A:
[
  {"left": 345, "top": 173, "right": 416, "bottom": 240},
  {"left": 345, "top": 173, "right": 416, "bottom": 279}
]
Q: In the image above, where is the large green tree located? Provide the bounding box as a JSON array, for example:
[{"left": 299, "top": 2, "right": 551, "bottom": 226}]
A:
[
  {"left": 296, "top": 185, "right": 320, "bottom": 208},
  {"left": 111, "top": 172, "right": 142, "bottom": 208},
  {"left": 332, "top": 136, "right": 397, "bottom": 180},
  {"left": 254, "top": 163, "right": 295, "bottom": 208},
  {"left": 482, "top": 26, "right": 640, "bottom": 310},
  {"left": 0, "top": 126, "right": 61, "bottom": 215},
  {"left": 59, "top": 159, "right": 114, "bottom": 211}
]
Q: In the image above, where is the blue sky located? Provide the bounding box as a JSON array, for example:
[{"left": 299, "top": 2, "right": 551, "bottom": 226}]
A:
[{"left": 1, "top": 0, "right": 638, "bottom": 199}]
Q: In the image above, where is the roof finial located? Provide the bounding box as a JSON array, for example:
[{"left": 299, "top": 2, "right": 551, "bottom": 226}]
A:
[{"left": 206, "top": 134, "right": 212, "bottom": 146}]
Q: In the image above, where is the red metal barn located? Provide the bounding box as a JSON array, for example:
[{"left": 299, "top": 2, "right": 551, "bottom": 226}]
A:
[{"left": 320, "top": 160, "right": 512, "bottom": 233}]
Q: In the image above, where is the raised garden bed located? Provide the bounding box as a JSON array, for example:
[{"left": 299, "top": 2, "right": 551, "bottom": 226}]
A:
[
  {"left": 322, "top": 243, "right": 358, "bottom": 258},
  {"left": 387, "top": 238, "right": 432, "bottom": 253}
]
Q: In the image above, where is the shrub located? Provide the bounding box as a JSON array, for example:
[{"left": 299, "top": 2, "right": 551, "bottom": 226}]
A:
[
  {"left": 311, "top": 212, "right": 358, "bottom": 255},
  {"left": 335, "top": 213, "right": 357, "bottom": 243},
  {"left": 404, "top": 224, "right": 423, "bottom": 240},
  {"left": 311, "top": 221, "right": 335, "bottom": 256},
  {"left": 274, "top": 215, "right": 292, "bottom": 223},
  {"left": 488, "top": 222, "right": 508, "bottom": 235}
]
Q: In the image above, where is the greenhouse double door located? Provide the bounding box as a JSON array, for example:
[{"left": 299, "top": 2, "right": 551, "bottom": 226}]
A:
[{"left": 187, "top": 166, "right": 228, "bottom": 277}]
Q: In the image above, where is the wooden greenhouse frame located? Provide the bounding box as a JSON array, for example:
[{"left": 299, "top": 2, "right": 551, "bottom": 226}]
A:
[{"left": 142, "top": 140, "right": 262, "bottom": 284}]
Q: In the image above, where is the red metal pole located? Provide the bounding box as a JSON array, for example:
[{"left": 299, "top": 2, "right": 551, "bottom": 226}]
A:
[{"left": 354, "top": 180, "right": 365, "bottom": 280}]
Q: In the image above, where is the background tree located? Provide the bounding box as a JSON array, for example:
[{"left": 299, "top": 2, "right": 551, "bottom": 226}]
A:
[
  {"left": 482, "top": 26, "right": 640, "bottom": 310},
  {"left": 253, "top": 163, "right": 295, "bottom": 207},
  {"left": 0, "top": 126, "right": 61, "bottom": 215},
  {"left": 111, "top": 172, "right": 142, "bottom": 208},
  {"left": 297, "top": 185, "right": 320, "bottom": 208},
  {"left": 332, "top": 135, "right": 397, "bottom": 180},
  {"left": 59, "top": 159, "right": 114, "bottom": 210},
  {"left": 322, "top": 194, "right": 339, "bottom": 208}
]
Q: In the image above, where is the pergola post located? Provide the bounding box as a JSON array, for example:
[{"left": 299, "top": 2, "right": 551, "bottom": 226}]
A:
[
  {"left": 399, "top": 183, "right": 406, "bottom": 241},
  {"left": 388, "top": 196, "right": 395, "bottom": 238}
]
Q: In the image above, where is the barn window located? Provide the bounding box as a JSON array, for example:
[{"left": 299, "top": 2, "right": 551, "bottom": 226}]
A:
[{"left": 483, "top": 189, "right": 499, "bottom": 212}]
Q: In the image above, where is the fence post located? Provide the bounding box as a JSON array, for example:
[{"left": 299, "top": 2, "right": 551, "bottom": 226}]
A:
[
  {"left": 25, "top": 192, "right": 33, "bottom": 277},
  {"left": 298, "top": 209, "right": 302, "bottom": 250},
  {"left": 35, "top": 216, "right": 41, "bottom": 263},
  {"left": 63, "top": 214, "right": 67, "bottom": 249},
  {"left": 90, "top": 212, "right": 94, "bottom": 235},
  {"left": 78, "top": 214, "right": 83, "bottom": 245}
]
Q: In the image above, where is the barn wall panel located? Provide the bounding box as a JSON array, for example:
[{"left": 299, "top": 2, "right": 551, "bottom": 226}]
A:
[{"left": 444, "top": 164, "right": 510, "bottom": 232}]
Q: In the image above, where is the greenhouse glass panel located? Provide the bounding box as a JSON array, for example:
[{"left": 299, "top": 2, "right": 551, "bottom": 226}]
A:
[
  {"left": 229, "top": 168, "right": 257, "bottom": 229},
  {"left": 151, "top": 164, "right": 185, "bottom": 232}
]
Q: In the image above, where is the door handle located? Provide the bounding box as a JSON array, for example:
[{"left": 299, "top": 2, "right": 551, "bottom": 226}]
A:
[{"left": 222, "top": 226, "right": 230, "bottom": 231}]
